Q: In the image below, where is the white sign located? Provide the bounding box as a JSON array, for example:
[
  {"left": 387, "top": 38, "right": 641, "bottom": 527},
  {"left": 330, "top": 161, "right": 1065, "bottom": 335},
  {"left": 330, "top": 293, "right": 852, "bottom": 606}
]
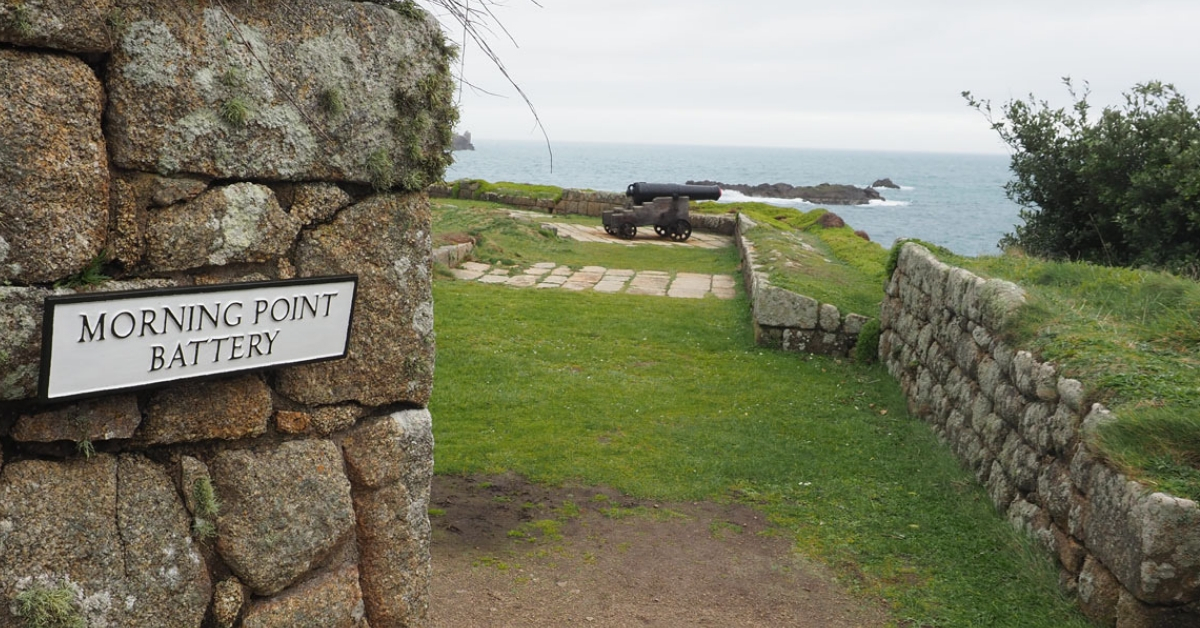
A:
[{"left": 39, "top": 276, "right": 357, "bottom": 401}]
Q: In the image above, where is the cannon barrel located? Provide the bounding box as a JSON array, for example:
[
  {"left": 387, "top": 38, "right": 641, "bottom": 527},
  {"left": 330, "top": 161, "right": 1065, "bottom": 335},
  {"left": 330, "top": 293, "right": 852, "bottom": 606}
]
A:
[{"left": 625, "top": 182, "right": 721, "bottom": 205}]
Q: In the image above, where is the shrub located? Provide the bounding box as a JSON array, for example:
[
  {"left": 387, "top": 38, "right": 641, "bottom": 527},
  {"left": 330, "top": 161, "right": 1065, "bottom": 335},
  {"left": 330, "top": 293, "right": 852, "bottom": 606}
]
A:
[{"left": 966, "top": 80, "right": 1200, "bottom": 276}]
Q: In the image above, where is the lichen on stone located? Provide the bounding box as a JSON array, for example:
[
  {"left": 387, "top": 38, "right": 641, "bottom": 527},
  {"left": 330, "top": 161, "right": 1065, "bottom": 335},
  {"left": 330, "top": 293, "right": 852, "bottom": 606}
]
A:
[{"left": 120, "top": 20, "right": 186, "bottom": 88}]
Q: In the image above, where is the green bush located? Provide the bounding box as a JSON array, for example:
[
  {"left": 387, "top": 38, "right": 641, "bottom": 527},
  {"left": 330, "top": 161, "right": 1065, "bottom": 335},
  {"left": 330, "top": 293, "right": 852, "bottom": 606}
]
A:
[
  {"left": 966, "top": 80, "right": 1200, "bottom": 276},
  {"left": 853, "top": 318, "right": 881, "bottom": 364}
]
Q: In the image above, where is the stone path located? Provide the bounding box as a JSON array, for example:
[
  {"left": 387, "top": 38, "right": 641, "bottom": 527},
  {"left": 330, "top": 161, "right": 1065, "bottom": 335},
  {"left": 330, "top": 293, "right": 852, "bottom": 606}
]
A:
[{"left": 451, "top": 262, "right": 737, "bottom": 299}]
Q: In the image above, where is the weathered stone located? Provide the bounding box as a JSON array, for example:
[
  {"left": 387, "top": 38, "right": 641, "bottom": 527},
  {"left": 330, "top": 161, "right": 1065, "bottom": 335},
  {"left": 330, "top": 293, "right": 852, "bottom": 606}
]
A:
[
  {"left": 1, "top": 287, "right": 51, "bottom": 400},
  {"left": 1012, "top": 350, "right": 1038, "bottom": 398},
  {"left": 1079, "top": 556, "right": 1122, "bottom": 625},
  {"left": 105, "top": 0, "right": 454, "bottom": 186},
  {"left": 978, "top": 279, "right": 1026, "bottom": 330},
  {"left": 179, "top": 455, "right": 211, "bottom": 517},
  {"left": 1117, "top": 590, "right": 1200, "bottom": 628},
  {"left": 241, "top": 566, "right": 366, "bottom": 628},
  {"left": 275, "top": 410, "right": 312, "bottom": 434},
  {"left": 1053, "top": 525, "right": 1087, "bottom": 574},
  {"left": 108, "top": 171, "right": 155, "bottom": 267},
  {"left": 999, "top": 432, "right": 1039, "bottom": 493},
  {"left": 1038, "top": 459, "right": 1074, "bottom": 528},
  {"left": 843, "top": 313, "right": 868, "bottom": 336},
  {"left": 1020, "top": 401, "right": 1054, "bottom": 456},
  {"left": 142, "top": 375, "right": 272, "bottom": 444},
  {"left": 0, "top": 49, "right": 108, "bottom": 284},
  {"left": 342, "top": 409, "right": 434, "bottom": 490},
  {"left": 312, "top": 404, "right": 368, "bottom": 436},
  {"left": 277, "top": 194, "right": 435, "bottom": 407},
  {"left": 13, "top": 395, "right": 141, "bottom": 443},
  {"left": 212, "top": 577, "right": 247, "bottom": 628},
  {"left": 977, "top": 356, "right": 1002, "bottom": 399},
  {"left": 1058, "top": 377, "right": 1085, "bottom": 414},
  {"left": 116, "top": 455, "right": 211, "bottom": 627},
  {"left": 212, "top": 440, "right": 355, "bottom": 596},
  {"left": 0, "top": 457, "right": 123, "bottom": 624},
  {"left": 994, "top": 383, "right": 1027, "bottom": 427},
  {"left": 1047, "top": 402, "right": 1080, "bottom": 454},
  {"left": 144, "top": 183, "right": 300, "bottom": 271},
  {"left": 354, "top": 482, "right": 431, "bottom": 627},
  {"left": 818, "top": 303, "right": 841, "bottom": 332},
  {"left": 151, "top": 174, "right": 212, "bottom": 207},
  {"left": 986, "top": 461, "right": 1016, "bottom": 510},
  {"left": 755, "top": 285, "right": 820, "bottom": 329},
  {"left": 0, "top": 0, "right": 113, "bottom": 53},
  {"left": 290, "top": 183, "right": 353, "bottom": 226},
  {"left": 0, "top": 455, "right": 208, "bottom": 627},
  {"left": 1033, "top": 361, "right": 1059, "bottom": 402}
]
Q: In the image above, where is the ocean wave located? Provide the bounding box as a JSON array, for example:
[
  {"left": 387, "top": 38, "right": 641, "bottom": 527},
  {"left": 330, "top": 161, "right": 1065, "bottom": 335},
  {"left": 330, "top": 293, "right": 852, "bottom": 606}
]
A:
[
  {"left": 715, "top": 190, "right": 815, "bottom": 206},
  {"left": 867, "top": 199, "right": 912, "bottom": 207}
]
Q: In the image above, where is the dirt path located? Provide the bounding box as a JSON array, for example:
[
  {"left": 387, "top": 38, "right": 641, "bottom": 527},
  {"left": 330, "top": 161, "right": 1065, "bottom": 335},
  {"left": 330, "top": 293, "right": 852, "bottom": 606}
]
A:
[{"left": 430, "top": 473, "right": 889, "bottom": 627}]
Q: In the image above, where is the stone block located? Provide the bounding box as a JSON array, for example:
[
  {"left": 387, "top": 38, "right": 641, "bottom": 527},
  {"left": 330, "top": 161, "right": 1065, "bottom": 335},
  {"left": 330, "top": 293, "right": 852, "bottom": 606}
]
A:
[
  {"left": 354, "top": 482, "right": 431, "bottom": 628},
  {"left": 144, "top": 183, "right": 300, "bottom": 271},
  {"left": 14, "top": 395, "right": 141, "bottom": 443},
  {"left": 289, "top": 183, "right": 353, "bottom": 226},
  {"left": 1, "top": 287, "right": 52, "bottom": 401},
  {"left": 141, "top": 375, "right": 272, "bottom": 444},
  {"left": 342, "top": 409, "right": 434, "bottom": 490},
  {"left": 241, "top": 566, "right": 366, "bottom": 628},
  {"left": 0, "top": 455, "right": 208, "bottom": 627},
  {"left": 212, "top": 440, "right": 356, "bottom": 596},
  {"left": 105, "top": 0, "right": 454, "bottom": 185},
  {"left": 212, "top": 577, "right": 247, "bottom": 628},
  {"left": 818, "top": 303, "right": 841, "bottom": 332},
  {"left": 1079, "top": 556, "right": 1122, "bottom": 626},
  {"left": 1038, "top": 459, "right": 1074, "bottom": 528},
  {"left": 999, "top": 432, "right": 1039, "bottom": 493},
  {"left": 277, "top": 193, "right": 434, "bottom": 407},
  {"left": 0, "top": 49, "right": 108, "bottom": 284},
  {"left": 0, "top": 0, "right": 113, "bottom": 52},
  {"left": 1117, "top": 590, "right": 1200, "bottom": 628},
  {"left": 754, "top": 286, "right": 819, "bottom": 329}
]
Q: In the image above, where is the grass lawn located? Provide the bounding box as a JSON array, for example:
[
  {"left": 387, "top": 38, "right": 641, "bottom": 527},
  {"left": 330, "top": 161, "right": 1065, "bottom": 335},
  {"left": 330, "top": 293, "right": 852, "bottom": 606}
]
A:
[{"left": 429, "top": 233, "right": 1089, "bottom": 626}]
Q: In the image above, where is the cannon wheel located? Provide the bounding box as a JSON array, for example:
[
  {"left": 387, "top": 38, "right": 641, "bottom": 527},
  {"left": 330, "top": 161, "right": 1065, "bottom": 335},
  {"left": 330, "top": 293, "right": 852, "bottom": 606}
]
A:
[
  {"left": 619, "top": 222, "right": 637, "bottom": 239},
  {"left": 669, "top": 219, "right": 692, "bottom": 242},
  {"left": 653, "top": 225, "right": 667, "bottom": 237},
  {"left": 603, "top": 224, "right": 615, "bottom": 235}
]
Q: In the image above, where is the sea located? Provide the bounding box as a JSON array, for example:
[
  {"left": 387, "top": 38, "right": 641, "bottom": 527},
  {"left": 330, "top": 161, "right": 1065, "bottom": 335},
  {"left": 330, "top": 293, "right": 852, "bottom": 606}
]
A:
[{"left": 444, "top": 140, "right": 1024, "bottom": 257}]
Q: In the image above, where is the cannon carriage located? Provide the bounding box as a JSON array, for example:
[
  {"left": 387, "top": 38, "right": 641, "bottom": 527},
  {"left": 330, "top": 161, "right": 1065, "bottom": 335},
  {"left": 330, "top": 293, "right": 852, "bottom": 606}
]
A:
[{"left": 602, "top": 182, "right": 721, "bottom": 242}]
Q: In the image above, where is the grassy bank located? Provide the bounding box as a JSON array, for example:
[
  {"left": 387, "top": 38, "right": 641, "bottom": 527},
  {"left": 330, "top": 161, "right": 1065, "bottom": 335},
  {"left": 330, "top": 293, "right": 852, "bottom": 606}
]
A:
[{"left": 900, "top": 241, "right": 1200, "bottom": 501}]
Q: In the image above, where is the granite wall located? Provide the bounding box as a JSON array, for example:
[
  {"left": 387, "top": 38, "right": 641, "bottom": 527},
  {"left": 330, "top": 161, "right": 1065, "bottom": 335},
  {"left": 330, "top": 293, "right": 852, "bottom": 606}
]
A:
[
  {"left": 736, "top": 215, "right": 869, "bottom": 358},
  {"left": 881, "top": 242, "right": 1200, "bottom": 626},
  {"left": 0, "top": 1, "right": 452, "bottom": 626}
]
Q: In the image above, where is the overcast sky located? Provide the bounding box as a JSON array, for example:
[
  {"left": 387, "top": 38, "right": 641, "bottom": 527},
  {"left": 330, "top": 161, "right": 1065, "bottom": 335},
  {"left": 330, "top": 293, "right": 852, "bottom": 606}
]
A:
[{"left": 426, "top": 0, "right": 1200, "bottom": 154}]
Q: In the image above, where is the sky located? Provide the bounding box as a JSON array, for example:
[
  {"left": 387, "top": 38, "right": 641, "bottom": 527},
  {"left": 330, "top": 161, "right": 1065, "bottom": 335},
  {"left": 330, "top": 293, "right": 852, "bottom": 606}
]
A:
[{"left": 423, "top": 0, "right": 1200, "bottom": 155}]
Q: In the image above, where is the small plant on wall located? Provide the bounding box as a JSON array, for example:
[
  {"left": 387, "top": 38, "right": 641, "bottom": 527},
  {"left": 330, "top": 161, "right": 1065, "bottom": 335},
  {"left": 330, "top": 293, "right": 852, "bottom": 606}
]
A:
[
  {"left": 220, "top": 97, "right": 252, "bottom": 127},
  {"left": 13, "top": 582, "right": 86, "bottom": 628},
  {"left": 191, "top": 476, "right": 221, "bottom": 541}
]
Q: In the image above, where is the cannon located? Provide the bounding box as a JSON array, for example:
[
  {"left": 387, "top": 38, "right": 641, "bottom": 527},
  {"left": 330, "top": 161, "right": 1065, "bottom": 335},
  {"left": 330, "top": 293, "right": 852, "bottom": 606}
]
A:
[{"left": 602, "top": 182, "right": 722, "bottom": 241}]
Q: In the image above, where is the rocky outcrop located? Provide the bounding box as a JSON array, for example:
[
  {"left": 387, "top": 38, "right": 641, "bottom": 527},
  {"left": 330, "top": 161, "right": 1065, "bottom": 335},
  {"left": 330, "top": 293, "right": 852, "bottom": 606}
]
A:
[
  {"left": 872, "top": 178, "right": 900, "bottom": 189},
  {"left": 452, "top": 131, "right": 475, "bottom": 151},
  {"left": 688, "top": 180, "right": 883, "bottom": 205}
]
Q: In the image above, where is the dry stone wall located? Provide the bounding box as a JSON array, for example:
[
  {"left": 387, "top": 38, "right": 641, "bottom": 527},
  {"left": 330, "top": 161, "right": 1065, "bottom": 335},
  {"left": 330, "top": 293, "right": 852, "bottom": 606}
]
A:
[
  {"left": 0, "top": 1, "right": 451, "bottom": 626},
  {"left": 737, "top": 215, "right": 868, "bottom": 358},
  {"left": 881, "top": 242, "right": 1200, "bottom": 626}
]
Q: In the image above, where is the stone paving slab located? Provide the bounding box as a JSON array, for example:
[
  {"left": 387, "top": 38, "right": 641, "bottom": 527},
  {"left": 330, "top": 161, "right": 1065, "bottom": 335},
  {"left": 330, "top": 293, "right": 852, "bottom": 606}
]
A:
[{"left": 450, "top": 260, "right": 737, "bottom": 300}]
